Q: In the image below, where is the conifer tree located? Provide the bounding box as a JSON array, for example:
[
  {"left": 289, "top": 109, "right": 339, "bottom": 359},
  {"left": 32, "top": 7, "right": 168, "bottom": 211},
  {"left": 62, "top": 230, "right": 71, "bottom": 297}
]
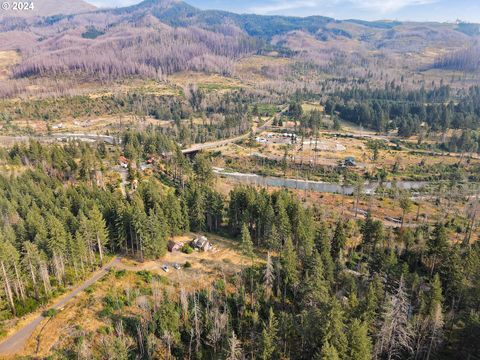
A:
[
  {"left": 427, "top": 223, "right": 448, "bottom": 275},
  {"left": 348, "top": 319, "right": 372, "bottom": 360},
  {"left": 276, "top": 199, "right": 291, "bottom": 246},
  {"left": 88, "top": 206, "right": 109, "bottom": 265},
  {"left": 78, "top": 212, "right": 96, "bottom": 268},
  {"left": 318, "top": 341, "right": 340, "bottom": 360},
  {"left": 331, "top": 220, "right": 346, "bottom": 262},
  {"left": 376, "top": 276, "right": 413, "bottom": 360},
  {"left": 267, "top": 224, "right": 281, "bottom": 252},
  {"left": 0, "top": 239, "right": 16, "bottom": 315},
  {"left": 46, "top": 215, "right": 67, "bottom": 284},
  {"left": 281, "top": 237, "right": 299, "bottom": 298},
  {"left": 226, "top": 331, "right": 243, "bottom": 360},
  {"left": 323, "top": 298, "right": 348, "bottom": 358},
  {"left": 22, "top": 241, "right": 42, "bottom": 299},
  {"left": 263, "top": 252, "right": 274, "bottom": 298},
  {"left": 426, "top": 274, "right": 444, "bottom": 360},
  {"left": 260, "top": 307, "right": 278, "bottom": 360},
  {"left": 241, "top": 223, "right": 254, "bottom": 262},
  {"left": 302, "top": 250, "right": 329, "bottom": 308}
]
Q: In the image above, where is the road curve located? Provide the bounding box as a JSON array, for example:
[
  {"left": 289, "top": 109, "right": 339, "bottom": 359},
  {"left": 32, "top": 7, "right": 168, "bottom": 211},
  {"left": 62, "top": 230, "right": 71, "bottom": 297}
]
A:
[
  {"left": 182, "top": 119, "right": 274, "bottom": 154},
  {"left": 0, "top": 257, "right": 120, "bottom": 357},
  {"left": 181, "top": 106, "right": 290, "bottom": 155}
]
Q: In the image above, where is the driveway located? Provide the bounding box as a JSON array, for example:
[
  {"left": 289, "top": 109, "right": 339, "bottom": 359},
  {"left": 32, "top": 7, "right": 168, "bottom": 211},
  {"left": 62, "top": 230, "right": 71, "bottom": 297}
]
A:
[{"left": 0, "top": 257, "right": 120, "bottom": 356}]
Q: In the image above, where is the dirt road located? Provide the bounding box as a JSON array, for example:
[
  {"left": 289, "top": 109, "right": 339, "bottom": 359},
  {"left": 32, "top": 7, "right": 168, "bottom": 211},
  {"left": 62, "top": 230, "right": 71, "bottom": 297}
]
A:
[{"left": 0, "top": 257, "right": 120, "bottom": 357}]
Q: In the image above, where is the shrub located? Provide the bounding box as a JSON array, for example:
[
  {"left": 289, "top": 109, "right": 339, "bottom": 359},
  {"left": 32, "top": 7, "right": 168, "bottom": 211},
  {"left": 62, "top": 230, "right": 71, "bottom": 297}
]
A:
[
  {"left": 184, "top": 261, "right": 192, "bottom": 268},
  {"left": 15, "top": 298, "right": 40, "bottom": 317},
  {"left": 182, "top": 245, "right": 194, "bottom": 254},
  {"left": 113, "top": 269, "right": 127, "bottom": 278},
  {"left": 42, "top": 308, "right": 59, "bottom": 317},
  {"left": 214, "top": 279, "right": 225, "bottom": 292},
  {"left": 99, "top": 292, "right": 130, "bottom": 318},
  {"left": 137, "top": 270, "right": 153, "bottom": 283}
]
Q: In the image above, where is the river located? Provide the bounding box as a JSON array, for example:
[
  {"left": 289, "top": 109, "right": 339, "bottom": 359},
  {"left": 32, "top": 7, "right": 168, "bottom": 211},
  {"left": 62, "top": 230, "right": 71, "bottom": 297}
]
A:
[{"left": 213, "top": 168, "right": 428, "bottom": 195}]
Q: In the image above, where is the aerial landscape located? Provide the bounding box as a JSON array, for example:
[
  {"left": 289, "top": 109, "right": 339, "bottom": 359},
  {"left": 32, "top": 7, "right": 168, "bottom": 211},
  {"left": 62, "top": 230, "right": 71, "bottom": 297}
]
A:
[{"left": 0, "top": 0, "right": 479, "bottom": 358}]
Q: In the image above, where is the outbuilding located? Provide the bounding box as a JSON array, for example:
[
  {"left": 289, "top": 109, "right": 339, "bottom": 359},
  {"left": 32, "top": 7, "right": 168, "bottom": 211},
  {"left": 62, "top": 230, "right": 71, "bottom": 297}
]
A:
[
  {"left": 168, "top": 240, "right": 183, "bottom": 252},
  {"left": 190, "top": 236, "right": 213, "bottom": 251}
]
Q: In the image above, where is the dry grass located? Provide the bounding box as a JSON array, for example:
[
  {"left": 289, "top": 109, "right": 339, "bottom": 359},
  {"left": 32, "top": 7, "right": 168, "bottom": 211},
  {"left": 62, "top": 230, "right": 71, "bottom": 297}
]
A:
[
  {"left": 1, "top": 115, "right": 173, "bottom": 136},
  {"left": 168, "top": 71, "right": 245, "bottom": 93},
  {"left": 302, "top": 102, "right": 324, "bottom": 113},
  {"left": 13, "top": 234, "right": 256, "bottom": 358},
  {"left": 116, "top": 234, "right": 257, "bottom": 292},
  {"left": 215, "top": 127, "right": 480, "bottom": 178},
  {"left": 234, "top": 55, "right": 293, "bottom": 84}
]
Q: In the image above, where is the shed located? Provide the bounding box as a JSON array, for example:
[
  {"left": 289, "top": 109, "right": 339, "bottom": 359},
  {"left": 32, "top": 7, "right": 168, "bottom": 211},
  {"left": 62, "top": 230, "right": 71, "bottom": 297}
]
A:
[
  {"left": 190, "top": 236, "right": 213, "bottom": 251},
  {"left": 168, "top": 240, "right": 183, "bottom": 252}
]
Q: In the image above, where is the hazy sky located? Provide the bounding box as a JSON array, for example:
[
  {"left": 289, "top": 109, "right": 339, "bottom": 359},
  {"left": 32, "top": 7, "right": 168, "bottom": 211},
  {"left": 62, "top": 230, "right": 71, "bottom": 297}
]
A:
[{"left": 88, "top": 0, "right": 480, "bottom": 23}]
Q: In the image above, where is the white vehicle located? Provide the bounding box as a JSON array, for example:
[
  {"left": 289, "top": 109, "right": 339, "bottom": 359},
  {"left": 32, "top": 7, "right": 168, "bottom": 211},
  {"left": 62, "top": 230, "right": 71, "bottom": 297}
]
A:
[
  {"left": 173, "top": 263, "right": 181, "bottom": 270},
  {"left": 161, "top": 265, "right": 169, "bottom": 272}
]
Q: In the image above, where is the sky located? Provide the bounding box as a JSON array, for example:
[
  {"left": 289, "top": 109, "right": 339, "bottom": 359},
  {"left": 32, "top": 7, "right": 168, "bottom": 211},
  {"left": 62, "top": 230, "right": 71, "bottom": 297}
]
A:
[{"left": 87, "top": 0, "right": 480, "bottom": 23}]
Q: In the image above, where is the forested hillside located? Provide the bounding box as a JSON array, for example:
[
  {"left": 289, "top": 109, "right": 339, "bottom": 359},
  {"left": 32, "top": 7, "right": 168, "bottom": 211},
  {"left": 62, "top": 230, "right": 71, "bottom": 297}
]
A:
[
  {"left": 0, "top": 0, "right": 479, "bottom": 92},
  {"left": 0, "top": 133, "right": 479, "bottom": 359},
  {"left": 0, "top": 1, "right": 480, "bottom": 358},
  {"left": 326, "top": 85, "right": 480, "bottom": 138}
]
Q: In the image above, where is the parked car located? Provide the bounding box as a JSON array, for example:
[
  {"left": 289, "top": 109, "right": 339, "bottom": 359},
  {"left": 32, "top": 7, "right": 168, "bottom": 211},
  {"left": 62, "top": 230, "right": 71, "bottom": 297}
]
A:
[{"left": 173, "top": 263, "right": 181, "bottom": 270}]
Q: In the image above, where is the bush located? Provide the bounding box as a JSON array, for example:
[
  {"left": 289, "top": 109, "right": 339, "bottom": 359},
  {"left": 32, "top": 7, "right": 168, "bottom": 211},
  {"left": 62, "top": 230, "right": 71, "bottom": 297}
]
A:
[
  {"left": 113, "top": 269, "right": 127, "bottom": 279},
  {"left": 214, "top": 279, "right": 225, "bottom": 292},
  {"left": 15, "top": 298, "right": 40, "bottom": 317},
  {"left": 137, "top": 270, "right": 153, "bottom": 283},
  {"left": 184, "top": 261, "right": 192, "bottom": 268},
  {"left": 99, "top": 292, "right": 129, "bottom": 318},
  {"left": 182, "top": 245, "right": 194, "bottom": 254},
  {"left": 42, "top": 308, "right": 59, "bottom": 317}
]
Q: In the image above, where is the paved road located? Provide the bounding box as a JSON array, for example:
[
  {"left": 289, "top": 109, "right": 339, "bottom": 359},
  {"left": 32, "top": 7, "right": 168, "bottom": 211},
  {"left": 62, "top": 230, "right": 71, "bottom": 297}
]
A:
[
  {"left": 182, "top": 119, "right": 274, "bottom": 154},
  {"left": 0, "top": 133, "right": 117, "bottom": 146},
  {"left": 0, "top": 257, "right": 120, "bottom": 357}
]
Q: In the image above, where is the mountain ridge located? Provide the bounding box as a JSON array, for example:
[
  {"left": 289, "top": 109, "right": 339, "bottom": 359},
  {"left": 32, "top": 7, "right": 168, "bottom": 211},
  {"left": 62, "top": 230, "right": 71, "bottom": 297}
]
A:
[{"left": 0, "top": 0, "right": 479, "bottom": 95}]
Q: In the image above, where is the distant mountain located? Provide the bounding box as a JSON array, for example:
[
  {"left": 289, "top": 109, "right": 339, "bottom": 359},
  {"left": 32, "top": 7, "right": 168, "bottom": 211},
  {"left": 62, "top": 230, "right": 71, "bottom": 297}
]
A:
[
  {"left": 0, "top": 0, "right": 479, "bottom": 88},
  {"left": 0, "top": 0, "right": 95, "bottom": 18},
  {"left": 110, "top": 0, "right": 335, "bottom": 39}
]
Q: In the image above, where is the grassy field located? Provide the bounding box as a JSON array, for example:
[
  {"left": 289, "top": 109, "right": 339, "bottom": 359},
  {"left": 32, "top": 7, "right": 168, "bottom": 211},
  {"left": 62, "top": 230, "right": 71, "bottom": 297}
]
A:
[{"left": 168, "top": 71, "right": 245, "bottom": 93}]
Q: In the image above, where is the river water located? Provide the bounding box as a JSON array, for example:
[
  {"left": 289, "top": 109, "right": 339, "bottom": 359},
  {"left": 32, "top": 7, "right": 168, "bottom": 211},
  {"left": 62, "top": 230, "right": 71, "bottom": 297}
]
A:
[{"left": 213, "top": 168, "right": 428, "bottom": 195}]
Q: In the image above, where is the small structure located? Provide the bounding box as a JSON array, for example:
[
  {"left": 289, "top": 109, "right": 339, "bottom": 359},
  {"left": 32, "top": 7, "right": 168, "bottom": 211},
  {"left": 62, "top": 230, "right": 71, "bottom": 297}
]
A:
[
  {"left": 140, "top": 162, "right": 152, "bottom": 171},
  {"left": 344, "top": 156, "right": 357, "bottom": 167},
  {"left": 385, "top": 216, "right": 402, "bottom": 224},
  {"left": 119, "top": 156, "right": 129, "bottom": 168},
  {"left": 168, "top": 240, "right": 183, "bottom": 252},
  {"left": 190, "top": 235, "right": 213, "bottom": 252}
]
